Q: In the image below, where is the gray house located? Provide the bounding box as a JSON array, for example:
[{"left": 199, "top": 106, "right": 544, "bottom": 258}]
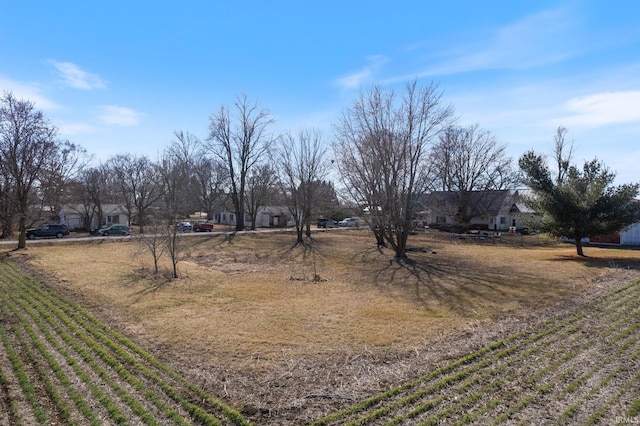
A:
[{"left": 423, "top": 189, "right": 536, "bottom": 232}]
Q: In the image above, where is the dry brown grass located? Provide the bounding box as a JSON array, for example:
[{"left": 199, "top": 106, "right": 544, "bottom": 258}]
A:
[{"left": 9, "top": 229, "right": 640, "bottom": 423}]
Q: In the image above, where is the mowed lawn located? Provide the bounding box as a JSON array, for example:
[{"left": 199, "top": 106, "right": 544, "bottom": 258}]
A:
[{"left": 6, "top": 228, "right": 640, "bottom": 424}]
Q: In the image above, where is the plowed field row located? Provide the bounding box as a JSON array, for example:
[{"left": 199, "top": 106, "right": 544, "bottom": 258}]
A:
[
  {"left": 0, "top": 260, "right": 249, "bottom": 426},
  {"left": 312, "top": 278, "right": 640, "bottom": 425}
]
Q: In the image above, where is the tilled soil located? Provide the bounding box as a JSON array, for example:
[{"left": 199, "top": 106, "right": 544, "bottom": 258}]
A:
[{"left": 0, "top": 259, "right": 248, "bottom": 425}]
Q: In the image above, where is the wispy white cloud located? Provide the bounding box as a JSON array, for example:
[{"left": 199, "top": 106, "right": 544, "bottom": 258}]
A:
[
  {"left": 98, "top": 105, "right": 143, "bottom": 126},
  {"left": 0, "top": 76, "right": 60, "bottom": 110},
  {"left": 465, "top": 7, "right": 578, "bottom": 70},
  {"left": 50, "top": 61, "right": 107, "bottom": 90},
  {"left": 551, "top": 91, "right": 640, "bottom": 128},
  {"left": 334, "top": 55, "right": 389, "bottom": 89},
  {"left": 387, "top": 6, "right": 587, "bottom": 83}
]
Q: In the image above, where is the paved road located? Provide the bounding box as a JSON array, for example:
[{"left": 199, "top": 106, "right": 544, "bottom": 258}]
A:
[{"left": 0, "top": 226, "right": 353, "bottom": 247}]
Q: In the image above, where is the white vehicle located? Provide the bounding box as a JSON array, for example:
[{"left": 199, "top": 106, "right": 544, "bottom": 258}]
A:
[{"left": 338, "top": 217, "right": 359, "bottom": 227}]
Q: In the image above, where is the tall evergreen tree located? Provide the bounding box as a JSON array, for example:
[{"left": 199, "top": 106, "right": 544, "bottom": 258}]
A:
[{"left": 519, "top": 128, "right": 640, "bottom": 256}]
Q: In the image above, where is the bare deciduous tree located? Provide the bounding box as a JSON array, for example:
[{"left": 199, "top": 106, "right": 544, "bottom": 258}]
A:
[
  {"left": 68, "top": 165, "right": 110, "bottom": 231},
  {"left": 313, "top": 180, "right": 341, "bottom": 218},
  {"left": 134, "top": 221, "right": 168, "bottom": 274},
  {"left": 276, "top": 129, "right": 328, "bottom": 242},
  {"left": 429, "top": 124, "right": 517, "bottom": 226},
  {"left": 38, "top": 141, "right": 87, "bottom": 220},
  {"left": 553, "top": 126, "right": 574, "bottom": 185},
  {"left": 206, "top": 94, "right": 275, "bottom": 231},
  {"left": 0, "top": 92, "right": 83, "bottom": 248},
  {"left": 245, "top": 163, "right": 278, "bottom": 230},
  {"left": 192, "top": 157, "right": 228, "bottom": 220},
  {"left": 0, "top": 170, "right": 16, "bottom": 238},
  {"left": 157, "top": 132, "right": 197, "bottom": 278},
  {"left": 108, "top": 153, "right": 163, "bottom": 233},
  {"left": 167, "top": 131, "right": 201, "bottom": 218},
  {"left": 333, "top": 81, "right": 454, "bottom": 258}
]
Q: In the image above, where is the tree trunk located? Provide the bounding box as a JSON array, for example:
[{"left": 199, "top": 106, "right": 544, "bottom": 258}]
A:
[
  {"left": 305, "top": 220, "right": 311, "bottom": 238},
  {"left": 18, "top": 228, "right": 26, "bottom": 249},
  {"left": 395, "top": 230, "right": 408, "bottom": 258},
  {"left": 374, "top": 226, "right": 386, "bottom": 248},
  {"left": 234, "top": 193, "right": 244, "bottom": 231},
  {"left": 17, "top": 208, "right": 27, "bottom": 249},
  {"left": 575, "top": 239, "right": 585, "bottom": 257},
  {"left": 138, "top": 209, "right": 146, "bottom": 234}
]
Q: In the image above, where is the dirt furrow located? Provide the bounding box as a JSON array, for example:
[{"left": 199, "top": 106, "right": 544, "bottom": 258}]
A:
[{"left": 0, "top": 316, "right": 39, "bottom": 425}]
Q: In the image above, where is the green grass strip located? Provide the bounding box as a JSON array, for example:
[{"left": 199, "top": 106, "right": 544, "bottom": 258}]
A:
[
  {"left": 627, "top": 398, "right": 640, "bottom": 417},
  {"left": 0, "top": 361, "right": 22, "bottom": 424},
  {"left": 0, "top": 319, "right": 47, "bottom": 423}
]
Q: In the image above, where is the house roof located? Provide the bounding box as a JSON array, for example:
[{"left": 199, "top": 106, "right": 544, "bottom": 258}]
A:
[
  {"left": 426, "top": 190, "right": 516, "bottom": 217},
  {"left": 62, "top": 204, "right": 129, "bottom": 215},
  {"left": 511, "top": 203, "right": 536, "bottom": 214},
  {"left": 260, "top": 205, "right": 289, "bottom": 215}
]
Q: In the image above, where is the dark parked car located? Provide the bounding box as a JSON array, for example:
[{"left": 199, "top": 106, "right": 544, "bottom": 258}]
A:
[
  {"left": 316, "top": 218, "right": 337, "bottom": 228},
  {"left": 26, "top": 224, "right": 69, "bottom": 239},
  {"left": 100, "top": 225, "right": 132, "bottom": 236}
]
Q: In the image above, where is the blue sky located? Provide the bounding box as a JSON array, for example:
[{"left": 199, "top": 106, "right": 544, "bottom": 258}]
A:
[{"left": 1, "top": 1, "right": 639, "bottom": 184}]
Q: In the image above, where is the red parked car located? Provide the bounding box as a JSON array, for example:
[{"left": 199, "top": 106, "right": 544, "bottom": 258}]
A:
[{"left": 193, "top": 221, "right": 214, "bottom": 232}]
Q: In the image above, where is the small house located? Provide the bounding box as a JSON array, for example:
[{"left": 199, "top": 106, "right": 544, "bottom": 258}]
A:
[
  {"left": 215, "top": 206, "right": 293, "bottom": 228},
  {"left": 61, "top": 204, "right": 129, "bottom": 231}
]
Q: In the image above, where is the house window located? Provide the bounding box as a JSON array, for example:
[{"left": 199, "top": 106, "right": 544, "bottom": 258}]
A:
[
  {"left": 512, "top": 218, "right": 516, "bottom": 227},
  {"left": 437, "top": 216, "right": 447, "bottom": 224},
  {"left": 107, "top": 215, "right": 120, "bottom": 224},
  {"left": 500, "top": 217, "right": 506, "bottom": 225}
]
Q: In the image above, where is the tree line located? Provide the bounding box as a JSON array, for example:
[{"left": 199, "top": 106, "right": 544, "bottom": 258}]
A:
[{"left": 2, "top": 82, "right": 639, "bottom": 258}]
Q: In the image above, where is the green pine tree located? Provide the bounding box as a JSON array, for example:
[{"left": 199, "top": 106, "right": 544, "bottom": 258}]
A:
[{"left": 519, "top": 131, "right": 640, "bottom": 256}]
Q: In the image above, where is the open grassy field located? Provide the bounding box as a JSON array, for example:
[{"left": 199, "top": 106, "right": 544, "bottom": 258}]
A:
[{"left": 2, "top": 228, "right": 640, "bottom": 424}]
